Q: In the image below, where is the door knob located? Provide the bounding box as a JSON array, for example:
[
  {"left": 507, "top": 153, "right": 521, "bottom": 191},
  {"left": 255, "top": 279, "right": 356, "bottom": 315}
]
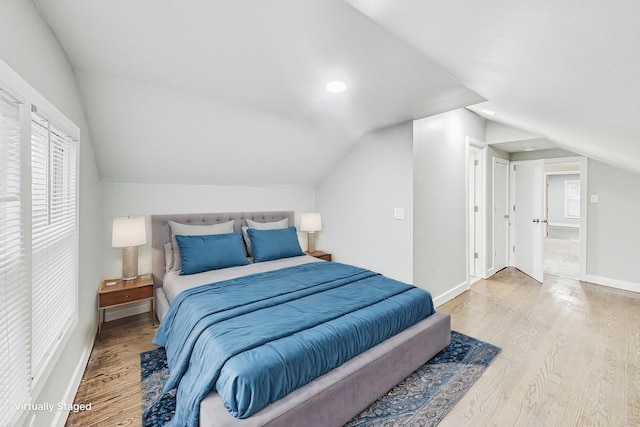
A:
[
  {"left": 541, "top": 219, "right": 548, "bottom": 223},
  {"left": 504, "top": 215, "right": 510, "bottom": 219},
  {"left": 532, "top": 219, "right": 540, "bottom": 223}
]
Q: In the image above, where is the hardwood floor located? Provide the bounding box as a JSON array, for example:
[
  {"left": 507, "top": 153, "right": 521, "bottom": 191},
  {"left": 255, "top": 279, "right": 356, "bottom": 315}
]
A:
[
  {"left": 66, "top": 269, "right": 640, "bottom": 426},
  {"left": 65, "top": 313, "right": 158, "bottom": 427},
  {"left": 438, "top": 269, "right": 640, "bottom": 427}
]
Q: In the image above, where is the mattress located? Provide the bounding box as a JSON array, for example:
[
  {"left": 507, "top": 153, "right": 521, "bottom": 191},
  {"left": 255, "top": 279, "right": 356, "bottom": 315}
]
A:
[{"left": 162, "top": 255, "right": 322, "bottom": 304}]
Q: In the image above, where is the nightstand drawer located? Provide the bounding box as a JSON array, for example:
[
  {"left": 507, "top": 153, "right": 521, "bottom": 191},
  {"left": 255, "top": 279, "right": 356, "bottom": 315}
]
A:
[{"left": 99, "top": 286, "right": 153, "bottom": 307}]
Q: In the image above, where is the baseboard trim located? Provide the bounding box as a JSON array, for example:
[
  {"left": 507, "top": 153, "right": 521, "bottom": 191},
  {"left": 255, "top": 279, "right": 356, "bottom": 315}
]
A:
[
  {"left": 585, "top": 275, "right": 640, "bottom": 294},
  {"left": 485, "top": 267, "right": 495, "bottom": 279},
  {"left": 51, "top": 329, "right": 95, "bottom": 427},
  {"left": 433, "top": 280, "right": 469, "bottom": 308},
  {"left": 548, "top": 222, "right": 580, "bottom": 228}
]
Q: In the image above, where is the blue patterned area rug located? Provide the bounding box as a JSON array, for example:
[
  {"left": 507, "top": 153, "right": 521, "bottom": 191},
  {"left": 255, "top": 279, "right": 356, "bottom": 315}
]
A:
[{"left": 141, "top": 331, "right": 500, "bottom": 426}]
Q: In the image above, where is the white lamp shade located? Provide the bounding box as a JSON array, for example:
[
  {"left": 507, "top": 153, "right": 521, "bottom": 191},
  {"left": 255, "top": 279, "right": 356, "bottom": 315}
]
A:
[
  {"left": 112, "top": 217, "right": 147, "bottom": 247},
  {"left": 300, "top": 212, "right": 322, "bottom": 232}
]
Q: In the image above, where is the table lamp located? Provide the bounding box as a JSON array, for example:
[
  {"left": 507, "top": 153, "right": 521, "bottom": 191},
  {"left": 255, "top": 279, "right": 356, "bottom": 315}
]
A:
[
  {"left": 112, "top": 216, "right": 147, "bottom": 280},
  {"left": 300, "top": 212, "right": 322, "bottom": 253}
]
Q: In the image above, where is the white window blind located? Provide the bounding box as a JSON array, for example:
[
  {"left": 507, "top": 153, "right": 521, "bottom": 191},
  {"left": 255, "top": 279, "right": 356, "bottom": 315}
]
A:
[
  {"left": 0, "top": 90, "right": 30, "bottom": 425},
  {"left": 30, "top": 110, "right": 78, "bottom": 383}
]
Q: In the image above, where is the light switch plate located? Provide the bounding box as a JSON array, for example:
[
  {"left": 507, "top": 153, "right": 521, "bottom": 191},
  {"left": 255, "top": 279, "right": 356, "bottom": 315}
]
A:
[
  {"left": 590, "top": 195, "right": 599, "bottom": 203},
  {"left": 393, "top": 207, "right": 405, "bottom": 220}
]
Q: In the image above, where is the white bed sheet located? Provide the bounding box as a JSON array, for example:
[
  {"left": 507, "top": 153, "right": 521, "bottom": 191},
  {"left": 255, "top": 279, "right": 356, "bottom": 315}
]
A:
[{"left": 162, "top": 255, "right": 322, "bottom": 304}]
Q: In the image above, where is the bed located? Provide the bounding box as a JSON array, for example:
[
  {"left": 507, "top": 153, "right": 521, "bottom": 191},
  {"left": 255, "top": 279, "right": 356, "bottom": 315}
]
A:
[{"left": 151, "top": 211, "right": 451, "bottom": 427}]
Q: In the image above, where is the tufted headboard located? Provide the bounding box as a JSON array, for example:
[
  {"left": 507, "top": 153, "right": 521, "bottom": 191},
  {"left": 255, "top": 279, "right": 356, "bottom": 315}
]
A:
[{"left": 151, "top": 211, "right": 295, "bottom": 288}]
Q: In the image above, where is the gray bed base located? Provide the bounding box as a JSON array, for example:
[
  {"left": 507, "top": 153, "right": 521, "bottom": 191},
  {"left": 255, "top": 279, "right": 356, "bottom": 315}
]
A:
[
  {"left": 151, "top": 211, "right": 451, "bottom": 427},
  {"left": 201, "top": 312, "right": 450, "bottom": 427}
]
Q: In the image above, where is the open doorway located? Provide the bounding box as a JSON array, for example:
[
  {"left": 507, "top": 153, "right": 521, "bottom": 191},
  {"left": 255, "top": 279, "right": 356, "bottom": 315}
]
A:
[
  {"left": 543, "top": 162, "right": 581, "bottom": 279},
  {"left": 507, "top": 157, "right": 587, "bottom": 283},
  {"left": 484, "top": 120, "right": 588, "bottom": 282}
]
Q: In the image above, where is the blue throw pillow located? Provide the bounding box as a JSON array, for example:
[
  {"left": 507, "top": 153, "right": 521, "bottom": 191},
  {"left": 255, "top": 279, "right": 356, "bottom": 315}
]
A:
[
  {"left": 176, "top": 232, "right": 249, "bottom": 275},
  {"left": 247, "top": 227, "right": 304, "bottom": 263}
]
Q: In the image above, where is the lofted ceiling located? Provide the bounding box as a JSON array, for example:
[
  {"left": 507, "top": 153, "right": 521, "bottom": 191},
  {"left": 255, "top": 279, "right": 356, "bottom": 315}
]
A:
[
  {"left": 346, "top": 0, "right": 640, "bottom": 175},
  {"left": 33, "top": 0, "right": 483, "bottom": 186},
  {"left": 34, "top": 1, "right": 640, "bottom": 185},
  {"left": 490, "top": 137, "right": 558, "bottom": 154}
]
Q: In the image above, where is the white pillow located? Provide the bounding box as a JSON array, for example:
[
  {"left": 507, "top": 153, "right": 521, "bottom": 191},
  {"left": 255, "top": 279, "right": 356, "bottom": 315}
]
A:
[
  {"left": 243, "top": 218, "right": 289, "bottom": 257},
  {"left": 164, "top": 241, "right": 174, "bottom": 273},
  {"left": 169, "top": 220, "right": 235, "bottom": 271},
  {"left": 246, "top": 218, "right": 289, "bottom": 230}
]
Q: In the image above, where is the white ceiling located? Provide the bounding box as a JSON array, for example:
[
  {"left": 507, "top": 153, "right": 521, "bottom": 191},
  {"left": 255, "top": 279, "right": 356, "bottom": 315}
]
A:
[
  {"left": 346, "top": 0, "right": 640, "bottom": 175},
  {"left": 32, "top": 1, "right": 640, "bottom": 185},
  {"left": 484, "top": 119, "right": 559, "bottom": 153},
  {"left": 33, "top": 0, "right": 483, "bottom": 186},
  {"left": 490, "top": 137, "right": 558, "bottom": 154}
]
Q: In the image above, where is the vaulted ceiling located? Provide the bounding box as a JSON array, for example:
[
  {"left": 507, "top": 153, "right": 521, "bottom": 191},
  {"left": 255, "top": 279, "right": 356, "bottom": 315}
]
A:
[
  {"left": 33, "top": 0, "right": 482, "bottom": 186},
  {"left": 347, "top": 0, "right": 640, "bottom": 174},
  {"left": 34, "top": 0, "right": 640, "bottom": 186}
]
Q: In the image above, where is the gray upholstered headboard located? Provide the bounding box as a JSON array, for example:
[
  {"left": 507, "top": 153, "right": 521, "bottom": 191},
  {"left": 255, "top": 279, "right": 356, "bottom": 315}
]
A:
[{"left": 151, "top": 211, "right": 295, "bottom": 288}]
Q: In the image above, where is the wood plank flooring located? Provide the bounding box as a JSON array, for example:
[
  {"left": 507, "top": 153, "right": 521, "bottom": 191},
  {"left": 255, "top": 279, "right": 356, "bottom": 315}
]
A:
[
  {"left": 65, "top": 269, "right": 640, "bottom": 426},
  {"left": 438, "top": 269, "right": 640, "bottom": 427},
  {"left": 65, "top": 313, "right": 158, "bottom": 427}
]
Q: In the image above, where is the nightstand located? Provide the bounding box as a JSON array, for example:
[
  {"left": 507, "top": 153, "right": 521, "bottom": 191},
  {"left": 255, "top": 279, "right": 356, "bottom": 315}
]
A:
[
  {"left": 98, "top": 273, "right": 154, "bottom": 341},
  {"left": 305, "top": 250, "right": 332, "bottom": 261}
]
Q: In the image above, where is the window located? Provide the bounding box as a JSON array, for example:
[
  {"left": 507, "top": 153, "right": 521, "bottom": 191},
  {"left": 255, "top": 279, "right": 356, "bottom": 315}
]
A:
[
  {"left": 0, "top": 89, "right": 30, "bottom": 426},
  {"left": 564, "top": 180, "right": 580, "bottom": 218},
  {"left": 30, "top": 109, "right": 78, "bottom": 386},
  {"left": 0, "top": 86, "right": 79, "bottom": 424}
]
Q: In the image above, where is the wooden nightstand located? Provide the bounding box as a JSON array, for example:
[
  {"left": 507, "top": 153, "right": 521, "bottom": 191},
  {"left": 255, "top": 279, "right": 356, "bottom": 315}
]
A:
[
  {"left": 98, "top": 273, "right": 154, "bottom": 340},
  {"left": 305, "top": 250, "right": 332, "bottom": 261}
]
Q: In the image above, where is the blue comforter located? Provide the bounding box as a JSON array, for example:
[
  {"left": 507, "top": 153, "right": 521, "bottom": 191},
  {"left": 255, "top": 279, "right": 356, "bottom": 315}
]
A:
[{"left": 154, "top": 261, "right": 435, "bottom": 427}]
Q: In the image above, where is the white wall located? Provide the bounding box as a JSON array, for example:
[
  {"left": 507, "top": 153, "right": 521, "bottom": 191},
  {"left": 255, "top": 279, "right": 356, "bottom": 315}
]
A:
[
  {"left": 413, "top": 109, "right": 486, "bottom": 305},
  {"left": 586, "top": 160, "right": 640, "bottom": 290},
  {"left": 315, "top": 122, "right": 414, "bottom": 283},
  {"left": 0, "top": 2, "right": 102, "bottom": 426},
  {"left": 102, "top": 182, "right": 315, "bottom": 279}
]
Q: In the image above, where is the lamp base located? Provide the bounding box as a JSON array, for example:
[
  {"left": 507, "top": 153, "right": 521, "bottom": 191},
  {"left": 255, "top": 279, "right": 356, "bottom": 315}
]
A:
[
  {"left": 307, "top": 232, "right": 316, "bottom": 253},
  {"left": 121, "top": 246, "right": 138, "bottom": 281}
]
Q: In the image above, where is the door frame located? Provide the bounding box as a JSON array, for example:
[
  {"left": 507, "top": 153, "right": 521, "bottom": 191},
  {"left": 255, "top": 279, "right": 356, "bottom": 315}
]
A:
[
  {"left": 465, "top": 137, "right": 487, "bottom": 283},
  {"left": 491, "top": 157, "right": 509, "bottom": 276},
  {"left": 544, "top": 156, "right": 588, "bottom": 281}
]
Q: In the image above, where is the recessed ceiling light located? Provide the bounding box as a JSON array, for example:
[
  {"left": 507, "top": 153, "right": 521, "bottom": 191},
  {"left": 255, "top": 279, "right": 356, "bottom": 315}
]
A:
[
  {"left": 481, "top": 108, "right": 496, "bottom": 116},
  {"left": 524, "top": 147, "right": 536, "bottom": 152},
  {"left": 326, "top": 81, "right": 347, "bottom": 93}
]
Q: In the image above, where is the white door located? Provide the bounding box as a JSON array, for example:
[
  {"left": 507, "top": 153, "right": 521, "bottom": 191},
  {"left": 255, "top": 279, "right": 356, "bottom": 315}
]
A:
[
  {"left": 493, "top": 159, "right": 509, "bottom": 272},
  {"left": 512, "top": 160, "right": 545, "bottom": 282},
  {"left": 468, "top": 146, "right": 479, "bottom": 278}
]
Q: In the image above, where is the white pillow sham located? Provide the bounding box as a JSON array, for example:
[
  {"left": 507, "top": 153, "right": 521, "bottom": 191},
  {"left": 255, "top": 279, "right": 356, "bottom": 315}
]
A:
[{"left": 164, "top": 241, "right": 174, "bottom": 272}]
